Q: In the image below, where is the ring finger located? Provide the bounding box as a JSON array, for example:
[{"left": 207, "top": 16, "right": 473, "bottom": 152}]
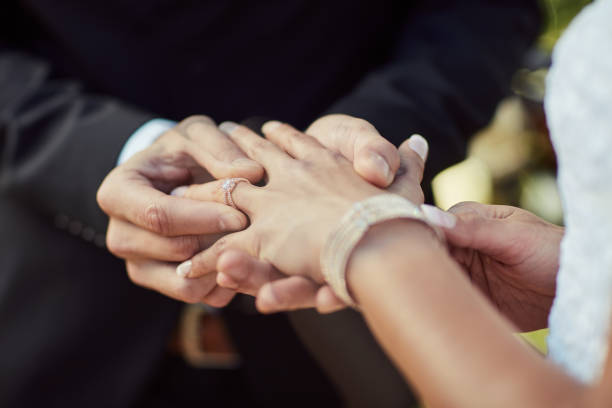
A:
[{"left": 181, "top": 178, "right": 258, "bottom": 215}]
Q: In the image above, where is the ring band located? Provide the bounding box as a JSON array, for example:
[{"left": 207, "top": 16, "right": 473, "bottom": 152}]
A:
[{"left": 222, "top": 178, "right": 250, "bottom": 209}]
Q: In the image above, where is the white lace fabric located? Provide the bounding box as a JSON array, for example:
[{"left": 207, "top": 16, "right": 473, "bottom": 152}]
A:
[{"left": 545, "top": 0, "right": 612, "bottom": 384}]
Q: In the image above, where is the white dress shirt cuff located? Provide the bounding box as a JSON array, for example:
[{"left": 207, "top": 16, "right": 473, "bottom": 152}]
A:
[{"left": 117, "top": 118, "right": 177, "bottom": 165}]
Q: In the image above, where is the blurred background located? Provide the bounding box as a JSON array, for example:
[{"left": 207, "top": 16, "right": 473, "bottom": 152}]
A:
[{"left": 431, "top": 0, "right": 592, "bottom": 226}]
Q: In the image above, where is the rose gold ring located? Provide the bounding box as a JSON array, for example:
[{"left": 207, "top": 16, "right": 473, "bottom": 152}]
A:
[{"left": 221, "top": 178, "right": 250, "bottom": 209}]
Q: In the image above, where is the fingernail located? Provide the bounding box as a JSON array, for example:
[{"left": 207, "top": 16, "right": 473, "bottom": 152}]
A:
[
  {"left": 219, "top": 121, "right": 239, "bottom": 134},
  {"left": 421, "top": 204, "right": 456, "bottom": 228},
  {"left": 219, "top": 213, "right": 245, "bottom": 231},
  {"left": 217, "top": 272, "right": 238, "bottom": 289},
  {"left": 176, "top": 260, "right": 192, "bottom": 277},
  {"left": 262, "top": 120, "right": 282, "bottom": 133},
  {"left": 408, "top": 134, "right": 429, "bottom": 161},
  {"left": 171, "top": 186, "right": 188, "bottom": 197},
  {"left": 368, "top": 151, "right": 393, "bottom": 185}
]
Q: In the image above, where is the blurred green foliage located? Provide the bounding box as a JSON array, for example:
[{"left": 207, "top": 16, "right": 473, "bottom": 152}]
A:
[{"left": 538, "top": 0, "right": 592, "bottom": 50}]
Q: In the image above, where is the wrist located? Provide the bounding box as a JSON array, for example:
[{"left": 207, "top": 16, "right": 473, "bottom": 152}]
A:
[
  {"left": 320, "top": 194, "right": 444, "bottom": 306},
  {"left": 346, "top": 219, "right": 446, "bottom": 302}
]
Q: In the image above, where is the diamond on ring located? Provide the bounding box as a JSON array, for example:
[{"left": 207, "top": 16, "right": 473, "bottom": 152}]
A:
[{"left": 221, "top": 178, "right": 249, "bottom": 209}]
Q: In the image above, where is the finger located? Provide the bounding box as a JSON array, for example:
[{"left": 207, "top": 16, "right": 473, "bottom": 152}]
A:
[
  {"left": 435, "top": 202, "right": 517, "bottom": 256},
  {"left": 219, "top": 121, "right": 292, "bottom": 171},
  {"left": 387, "top": 135, "right": 428, "bottom": 202},
  {"left": 178, "top": 232, "right": 250, "bottom": 279},
  {"left": 179, "top": 178, "right": 257, "bottom": 214},
  {"left": 256, "top": 276, "right": 321, "bottom": 314},
  {"left": 448, "top": 201, "right": 516, "bottom": 219},
  {"left": 315, "top": 286, "right": 347, "bottom": 314},
  {"left": 306, "top": 114, "right": 400, "bottom": 187},
  {"left": 201, "top": 286, "right": 237, "bottom": 308},
  {"left": 106, "top": 218, "right": 220, "bottom": 262},
  {"left": 126, "top": 259, "right": 217, "bottom": 304},
  {"left": 403, "top": 134, "right": 428, "bottom": 183},
  {"left": 261, "top": 121, "right": 324, "bottom": 159},
  {"left": 216, "top": 249, "right": 285, "bottom": 296},
  {"left": 176, "top": 115, "right": 264, "bottom": 182},
  {"left": 98, "top": 167, "right": 248, "bottom": 236}
]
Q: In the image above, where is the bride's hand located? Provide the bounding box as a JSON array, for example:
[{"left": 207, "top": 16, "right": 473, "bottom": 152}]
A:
[
  {"left": 177, "top": 121, "right": 428, "bottom": 310},
  {"left": 214, "top": 134, "right": 429, "bottom": 313}
]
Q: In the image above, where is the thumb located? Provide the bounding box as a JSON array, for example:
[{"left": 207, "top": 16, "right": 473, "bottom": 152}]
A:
[
  {"left": 306, "top": 114, "right": 400, "bottom": 187},
  {"left": 422, "top": 202, "right": 516, "bottom": 257}
]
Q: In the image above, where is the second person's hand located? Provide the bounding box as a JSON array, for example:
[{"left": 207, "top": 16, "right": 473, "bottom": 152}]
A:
[{"left": 423, "top": 202, "right": 564, "bottom": 331}]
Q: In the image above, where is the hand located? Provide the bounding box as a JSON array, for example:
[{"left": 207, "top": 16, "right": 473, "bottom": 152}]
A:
[
  {"left": 214, "top": 114, "right": 424, "bottom": 313},
  {"left": 305, "top": 114, "right": 400, "bottom": 188},
  {"left": 96, "top": 115, "right": 264, "bottom": 306},
  {"left": 179, "top": 121, "right": 428, "bottom": 313},
  {"left": 422, "top": 202, "right": 564, "bottom": 331},
  {"left": 214, "top": 133, "right": 429, "bottom": 314}
]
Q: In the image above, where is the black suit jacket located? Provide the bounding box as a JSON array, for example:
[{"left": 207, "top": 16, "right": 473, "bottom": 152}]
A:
[{"left": 0, "top": 1, "right": 541, "bottom": 407}]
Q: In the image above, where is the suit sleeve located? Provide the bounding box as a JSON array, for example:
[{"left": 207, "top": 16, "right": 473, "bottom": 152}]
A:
[
  {"left": 326, "top": 0, "right": 542, "bottom": 188},
  {"left": 0, "top": 52, "right": 154, "bottom": 234}
]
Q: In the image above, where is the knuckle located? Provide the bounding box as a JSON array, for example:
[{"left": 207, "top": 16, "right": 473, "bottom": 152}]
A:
[
  {"left": 294, "top": 159, "right": 315, "bottom": 173},
  {"left": 350, "top": 118, "right": 376, "bottom": 134},
  {"left": 157, "top": 129, "right": 188, "bottom": 151},
  {"left": 328, "top": 150, "right": 345, "bottom": 162},
  {"left": 211, "top": 238, "right": 228, "bottom": 256},
  {"left": 142, "top": 201, "right": 171, "bottom": 235}
]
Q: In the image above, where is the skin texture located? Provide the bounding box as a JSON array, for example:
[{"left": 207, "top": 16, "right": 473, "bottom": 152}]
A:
[
  {"left": 179, "top": 121, "right": 612, "bottom": 407},
  {"left": 179, "top": 121, "right": 427, "bottom": 312},
  {"left": 97, "top": 114, "right": 400, "bottom": 305},
  {"left": 211, "top": 133, "right": 428, "bottom": 313},
  {"left": 439, "top": 202, "right": 564, "bottom": 331}
]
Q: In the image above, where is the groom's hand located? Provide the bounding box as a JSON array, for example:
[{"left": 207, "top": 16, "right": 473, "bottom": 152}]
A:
[
  {"left": 305, "top": 114, "right": 400, "bottom": 188},
  {"left": 97, "top": 115, "right": 264, "bottom": 306}
]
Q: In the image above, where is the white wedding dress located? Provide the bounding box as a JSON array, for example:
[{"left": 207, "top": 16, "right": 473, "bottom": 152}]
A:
[{"left": 545, "top": 0, "right": 612, "bottom": 384}]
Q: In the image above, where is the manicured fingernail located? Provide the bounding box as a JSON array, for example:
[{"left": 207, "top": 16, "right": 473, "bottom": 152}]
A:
[
  {"left": 176, "top": 260, "right": 192, "bottom": 277},
  {"left": 408, "top": 134, "right": 428, "bottom": 161},
  {"left": 421, "top": 204, "right": 456, "bottom": 228},
  {"left": 217, "top": 272, "right": 238, "bottom": 289},
  {"left": 262, "top": 120, "right": 282, "bottom": 133},
  {"left": 219, "top": 121, "right": 239, "bottom": 134},
  {"left": 368, "top": 151, "right": 393, "bottom": 185},
  {"left": 171, "top": 186, "right": 188, "bottom": 197}
]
